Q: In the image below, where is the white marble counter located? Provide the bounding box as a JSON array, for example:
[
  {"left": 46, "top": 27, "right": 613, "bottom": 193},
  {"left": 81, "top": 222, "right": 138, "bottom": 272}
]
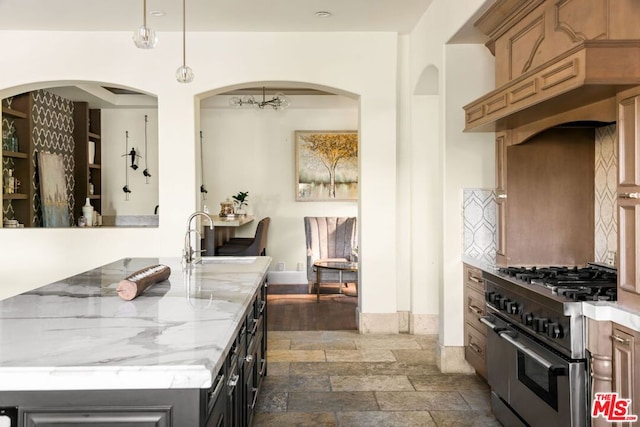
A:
[
  {"left": 0, "top": 256, "right": 270, "bottom": 391},
  {"left": 583, "top": 301, "right": 640, "bottom": 332}
]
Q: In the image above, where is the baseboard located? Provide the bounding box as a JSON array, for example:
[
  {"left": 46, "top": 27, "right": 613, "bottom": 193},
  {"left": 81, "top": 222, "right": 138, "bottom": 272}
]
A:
[
  {"left": 436, "top": 344, "right": 475, "bottom": 374},
  {"left": 267, "top": 270, "right": 306, "bottom": 285},
  {"left": 268, "top": 284, "right": 309, "bottom": 294}
]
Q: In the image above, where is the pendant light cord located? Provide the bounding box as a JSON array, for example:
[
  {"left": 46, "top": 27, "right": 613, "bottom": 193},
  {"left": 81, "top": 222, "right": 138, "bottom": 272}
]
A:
[
  {"left": 143, "top": 0, "right": 147, "bottom": 27},
  {"left": 182, "top": 0, "right": 186, "bottom": 67}
]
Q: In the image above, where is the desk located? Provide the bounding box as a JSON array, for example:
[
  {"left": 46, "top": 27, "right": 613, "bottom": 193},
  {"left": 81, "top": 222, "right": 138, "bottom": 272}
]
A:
[
  {"left": 203, "top": 215, "right": 254, "bottom": 253},
  {"left": 313, "top": 260, "right": 358, "bottom": 302}
]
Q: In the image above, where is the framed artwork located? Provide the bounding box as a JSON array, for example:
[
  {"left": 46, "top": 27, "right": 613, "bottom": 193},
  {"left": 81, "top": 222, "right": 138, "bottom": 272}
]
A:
[
  {"left": 295, "top": 130, "right": 358, "bottom": 201},
  {"left": 38, "top": 151, "right": 70, "bottom": 227}
]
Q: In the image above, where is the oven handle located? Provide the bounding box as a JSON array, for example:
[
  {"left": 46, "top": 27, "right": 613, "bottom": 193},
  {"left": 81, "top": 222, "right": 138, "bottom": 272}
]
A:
[
  {"left": 479, "top": 316, "right": 496, "bottom": 330},
  {"left": 499, "top": 331, "right": 566, "bottom": 374}
]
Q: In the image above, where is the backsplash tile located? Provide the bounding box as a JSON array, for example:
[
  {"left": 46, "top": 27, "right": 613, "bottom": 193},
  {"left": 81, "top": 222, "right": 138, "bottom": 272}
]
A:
[
  {"left": 594, "top": 124, "right": 617, "bottom": 265},
  {"left": 463, "top": 189, "right": 497, "bottom": 265}
]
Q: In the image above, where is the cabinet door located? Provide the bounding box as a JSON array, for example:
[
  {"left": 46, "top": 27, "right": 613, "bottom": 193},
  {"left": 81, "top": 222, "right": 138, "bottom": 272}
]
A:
[
  {"left": 612, "top": 324, "right": 640, "bottom": 427},
  {"left": 617, "top": 90, "right": 640, "bottom": 309},
  {"left": 495, "top": 131, "right": 508, "bottom": 266}
]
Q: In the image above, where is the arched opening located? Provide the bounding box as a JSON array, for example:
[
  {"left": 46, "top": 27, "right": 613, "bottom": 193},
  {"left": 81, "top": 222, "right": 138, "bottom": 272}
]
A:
[
  {"left": 198, "top": 81, "right": 361, "bottom": 330},
  {"left": 2, "top": 82, "right": 159, "bottom": 228}
]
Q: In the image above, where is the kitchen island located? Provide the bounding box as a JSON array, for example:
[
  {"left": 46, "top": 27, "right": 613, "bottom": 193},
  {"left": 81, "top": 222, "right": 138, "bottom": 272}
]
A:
[{"left": 0, "top": 256, "right": 270, "bottom": 426}]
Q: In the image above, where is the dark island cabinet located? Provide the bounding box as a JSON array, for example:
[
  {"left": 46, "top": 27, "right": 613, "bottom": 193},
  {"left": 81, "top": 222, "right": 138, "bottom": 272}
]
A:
[{"left": 0, "top": 278, "right": 268, "bottom": 427}]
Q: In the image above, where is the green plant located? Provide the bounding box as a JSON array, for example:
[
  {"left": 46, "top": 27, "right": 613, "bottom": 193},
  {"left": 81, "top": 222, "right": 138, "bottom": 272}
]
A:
[{"left": 232, "top": 191, "right": 249, "bottom": 210}]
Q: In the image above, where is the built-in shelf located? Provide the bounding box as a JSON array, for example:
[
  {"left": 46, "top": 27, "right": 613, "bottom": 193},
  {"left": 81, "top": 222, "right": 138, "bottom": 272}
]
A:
[
  {"left": 88, "top": 132, "right": 101, "bottom": 140},
  {"left": 2, "top": 150, "right": 28, "bottom": 159},
  {"left": 89, "top": 164, "right": 101, "bottom": 169},
  {"left": 88, "top": 195, "right": 101, "bottom": 200},
  {"left": 1, "top": 106, "right": 27, "bottom": 119},
  {"left": 3, "top": 193, "right": 28, "bottom": 200}
]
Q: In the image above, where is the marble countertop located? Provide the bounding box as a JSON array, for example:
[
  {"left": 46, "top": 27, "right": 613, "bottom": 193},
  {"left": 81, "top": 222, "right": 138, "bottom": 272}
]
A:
[
  {"left": 0, "top": 256, "right": 270, "bottom": 391},
  {"left": 462, "top": 255, "right": 640, "bottom": 332}
]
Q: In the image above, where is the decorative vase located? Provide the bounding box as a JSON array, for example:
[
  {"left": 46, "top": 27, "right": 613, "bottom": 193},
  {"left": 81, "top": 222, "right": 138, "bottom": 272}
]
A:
[{"left": 82, "top": 198, "right": 94, "bottom": 227}]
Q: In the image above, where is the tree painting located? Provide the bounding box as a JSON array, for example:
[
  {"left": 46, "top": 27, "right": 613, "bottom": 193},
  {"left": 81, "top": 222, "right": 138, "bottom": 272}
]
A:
[{"left": 296, "top": 131, "right": 358, "bottom": 201}]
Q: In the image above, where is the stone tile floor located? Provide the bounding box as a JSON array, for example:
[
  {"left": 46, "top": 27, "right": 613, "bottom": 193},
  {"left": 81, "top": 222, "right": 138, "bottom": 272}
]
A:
[{"left": 253, "top": 331, "right": 502, "bottom": 426}]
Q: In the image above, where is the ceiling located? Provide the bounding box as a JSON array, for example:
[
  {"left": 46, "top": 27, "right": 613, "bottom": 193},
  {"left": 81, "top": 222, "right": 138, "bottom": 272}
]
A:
[
  {"left": 0, "top": 0, "right": 434, "bottom": 33},
  {"left": 1, "top": 0, "right": 489, "bottom": 108}
]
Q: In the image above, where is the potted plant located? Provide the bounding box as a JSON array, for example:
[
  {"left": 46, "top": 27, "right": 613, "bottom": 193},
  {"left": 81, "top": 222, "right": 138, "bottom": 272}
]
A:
[{"left": 232, "top": 191, "right": 249, "bottom": 215}]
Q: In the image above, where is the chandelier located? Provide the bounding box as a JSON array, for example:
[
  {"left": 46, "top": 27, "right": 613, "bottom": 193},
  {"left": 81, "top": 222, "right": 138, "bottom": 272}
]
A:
[{"left": 229, "top": 87, "right": 290, "bottom": 110}]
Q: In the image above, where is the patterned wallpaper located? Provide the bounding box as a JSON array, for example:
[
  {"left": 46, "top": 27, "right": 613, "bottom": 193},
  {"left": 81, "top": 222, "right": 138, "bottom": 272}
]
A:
[
  {"left": 594, "top": 124, "right": 617, "bottom": 264},
  {"left": 463, "top": 189, "right": 497, "bottom": 265}
]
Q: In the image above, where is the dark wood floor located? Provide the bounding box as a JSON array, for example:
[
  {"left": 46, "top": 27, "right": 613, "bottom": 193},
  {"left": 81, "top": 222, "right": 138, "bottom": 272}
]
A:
[{"left": 266, "top": 284, "right": 358, "bottom": 331}]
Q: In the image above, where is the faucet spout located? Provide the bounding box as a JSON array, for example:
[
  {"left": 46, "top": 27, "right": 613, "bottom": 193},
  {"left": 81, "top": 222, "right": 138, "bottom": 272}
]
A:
[{"left": 183, "top": 211, "right": 214, "bottom": 264}]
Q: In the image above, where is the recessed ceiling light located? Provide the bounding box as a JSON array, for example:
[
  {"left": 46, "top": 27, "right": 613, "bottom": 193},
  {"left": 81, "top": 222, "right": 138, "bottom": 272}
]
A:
[
  {"left": 315, "top": 11, "right": 333, "bottom": 18},
  {"left": 150, "top": 10, "right": 165, "bottom": 17}
]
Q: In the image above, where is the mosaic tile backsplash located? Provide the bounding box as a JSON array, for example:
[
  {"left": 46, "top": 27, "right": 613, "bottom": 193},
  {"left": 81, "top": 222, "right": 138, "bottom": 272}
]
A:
[
  {"left": 594, "top": 124, "right": 617, "bottom": 265},
  {"left": 463, "top": 189, "right": 497, "bottom": 265}
]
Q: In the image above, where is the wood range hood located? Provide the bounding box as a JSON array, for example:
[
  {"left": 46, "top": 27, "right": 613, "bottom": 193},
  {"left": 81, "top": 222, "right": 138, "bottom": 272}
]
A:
[{"left": 463, "top": 0, "right": 640, "bottom": 134}]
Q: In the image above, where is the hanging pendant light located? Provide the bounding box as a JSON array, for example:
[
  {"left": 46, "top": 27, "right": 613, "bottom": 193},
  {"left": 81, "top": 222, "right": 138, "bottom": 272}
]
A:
[
  {"left": 176, "top": 0, "right": 194, "bottom": 83},
  {"left": 133, "top": 0, "right": 157, "bottom": 49}
]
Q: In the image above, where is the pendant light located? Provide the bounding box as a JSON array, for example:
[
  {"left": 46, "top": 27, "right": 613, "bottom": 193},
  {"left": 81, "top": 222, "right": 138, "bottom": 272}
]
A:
[
  {"left": 176, "top": 0, "right": 194, "bottom": 83},
  {"left": 132, "top": 0, "right": 157, "bottom": 49}
]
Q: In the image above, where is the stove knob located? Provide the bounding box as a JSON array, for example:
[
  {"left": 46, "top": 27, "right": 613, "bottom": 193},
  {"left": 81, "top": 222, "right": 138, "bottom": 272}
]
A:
[
  {"left": 484, "top": 291, "right": 494, "bottom": 303},
  {"left": 522, "top": 312, "right": 533, "bottom": 326},
  {"left": 547, "top": 322, "right": 564, "bottom": 339},
  {"left": 499, "top": 298, "right": 510, "bottom": 311},
  {"left": 506, "top": 301, "right": 520, "bottom": 315},
  {"left": 492, "top": 294, "right": 502, "bottom": 305},
  {"left": 533, "top": 317, "right": 548, "bottom": 333}
]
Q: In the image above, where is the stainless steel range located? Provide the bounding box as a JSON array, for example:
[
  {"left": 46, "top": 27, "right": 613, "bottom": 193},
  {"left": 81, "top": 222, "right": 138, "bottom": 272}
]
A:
[{"left": 481, "top": 263, "right": 617, "bottom": 427}]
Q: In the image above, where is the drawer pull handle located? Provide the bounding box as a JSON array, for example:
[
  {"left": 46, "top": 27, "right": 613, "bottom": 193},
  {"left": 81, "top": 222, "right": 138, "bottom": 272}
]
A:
[
  {"left": 496, "top": 193, "right": 507, "bottom": 199},
  {"left": 228, "top": 374, "right": 239, "bottom": 388},
  {"left": 619, "top": 192, "right": 640, "bottom": 199},
  {"left": 469, "top": 342, "right": 483, "bottom": 354},
  {"left": 611, "top": 334, "right": 631, "bottom": 344},
  {"left": 468, "top": 275, "right": 483, "bottom": 284},
  {"left": 469, "top": 305, "right": 483, "bottom": 315}
]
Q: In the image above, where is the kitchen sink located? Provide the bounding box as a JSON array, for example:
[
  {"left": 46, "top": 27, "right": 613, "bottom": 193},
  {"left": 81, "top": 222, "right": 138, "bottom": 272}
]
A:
[{"left": 198, "top": 256, "right": 257, "bottom": 264}]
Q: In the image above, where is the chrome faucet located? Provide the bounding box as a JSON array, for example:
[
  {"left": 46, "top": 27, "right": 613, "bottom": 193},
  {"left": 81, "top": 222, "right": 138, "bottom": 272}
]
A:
[{"left": 183, "top": 211, "right": 214, "bottom": 264}]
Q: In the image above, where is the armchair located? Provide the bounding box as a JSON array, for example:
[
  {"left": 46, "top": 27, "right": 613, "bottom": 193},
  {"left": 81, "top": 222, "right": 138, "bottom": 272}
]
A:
[{"left": 304, "top": 216, "right": 358, "bottom": 297}]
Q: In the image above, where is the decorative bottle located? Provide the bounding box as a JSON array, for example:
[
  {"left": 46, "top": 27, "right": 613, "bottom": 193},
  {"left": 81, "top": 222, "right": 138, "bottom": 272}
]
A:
[
  {"left": 4, "top": 169, "right": 15, "bottom": 194},
  {"left": 82, "top": 198, "right": 94, "bottom": 227}
]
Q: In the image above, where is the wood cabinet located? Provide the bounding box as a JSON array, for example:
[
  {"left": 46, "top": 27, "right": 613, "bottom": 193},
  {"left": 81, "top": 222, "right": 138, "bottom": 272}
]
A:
[
  {"left": 617, "top": 86, "right": 640, "bottom": 309},
  {"left": 73, "top": 102, "right": 101, "bottom": 220},
  {"left": 2, "top": 93, "right": 34, "bottom": 227},
  {"left": 612, "top": 323, "right": 640, "bottom": 427},
  {"left": 463, "top": 264, "right": 487, "bottom": 379},
  {"left": 495, "top": 132, "right": 508, "bottom": 266}
]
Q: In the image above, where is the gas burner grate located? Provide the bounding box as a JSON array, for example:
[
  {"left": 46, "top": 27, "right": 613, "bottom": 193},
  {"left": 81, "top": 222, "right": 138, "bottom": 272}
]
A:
[{"left": 499, "top": 265, "right": 618, "bottom": 301}]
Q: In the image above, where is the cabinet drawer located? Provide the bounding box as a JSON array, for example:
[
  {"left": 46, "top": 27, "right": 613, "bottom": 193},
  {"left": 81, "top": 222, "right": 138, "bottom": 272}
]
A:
[
  {"left": 465, "top": 287, "right": 487, "bottom": 335},
  {"left": 465, "top": 323, "right": 487, "bottom": 379},
  {"left": 464, "top": 264, "right": 485, "bottom": 294}
]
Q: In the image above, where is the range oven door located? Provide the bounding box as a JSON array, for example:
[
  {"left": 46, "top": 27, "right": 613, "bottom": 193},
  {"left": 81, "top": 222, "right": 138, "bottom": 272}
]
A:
[{"left": 482, "top": 313, "right": 588, "bottom": 427}]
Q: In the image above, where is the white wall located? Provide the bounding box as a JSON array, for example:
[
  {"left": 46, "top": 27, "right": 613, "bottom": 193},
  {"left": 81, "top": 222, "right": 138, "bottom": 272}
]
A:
[
  {"left": 0, "top": 31, "right": 400, "bottom": 325},
  {"left": 408, "top": 0, "right": 496, "bottom": 346},
  {"left": 101, "top": 109, "right": 159, "bottom": 216},
  {"left": 200, "top": 96, "right": 358, "bottom": 274}
]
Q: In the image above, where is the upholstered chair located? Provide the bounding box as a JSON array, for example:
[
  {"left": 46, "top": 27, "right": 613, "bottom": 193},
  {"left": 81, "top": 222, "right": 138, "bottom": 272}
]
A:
[{"left": 304, "top": 216, "right": 358, "bottom": 295}]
